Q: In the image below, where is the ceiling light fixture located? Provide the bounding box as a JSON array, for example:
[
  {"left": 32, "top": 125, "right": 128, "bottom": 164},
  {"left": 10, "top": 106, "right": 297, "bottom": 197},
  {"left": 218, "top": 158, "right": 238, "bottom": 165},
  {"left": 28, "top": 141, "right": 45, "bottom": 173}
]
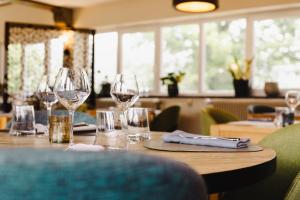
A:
[{"left": 173, "top": 0, "right": 218, "bottom": 13}]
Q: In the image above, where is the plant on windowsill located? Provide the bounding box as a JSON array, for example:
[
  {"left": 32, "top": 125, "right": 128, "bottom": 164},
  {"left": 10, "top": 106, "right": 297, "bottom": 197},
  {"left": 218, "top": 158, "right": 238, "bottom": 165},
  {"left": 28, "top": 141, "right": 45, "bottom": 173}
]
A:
[
  {"left": 228, "top": 57, "right": 253, "bottom": 97},
  {"left": 160, "top": 71, "right": 185, "bottom": 97}
]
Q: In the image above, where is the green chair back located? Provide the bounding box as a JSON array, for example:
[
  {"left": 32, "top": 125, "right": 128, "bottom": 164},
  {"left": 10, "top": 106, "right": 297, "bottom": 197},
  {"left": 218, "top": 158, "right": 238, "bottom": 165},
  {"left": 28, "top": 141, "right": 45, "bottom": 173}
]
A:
[
  {"left": 150, "top": 106, "right": 180, "bottom": 132},
  {"left": 285, "top": 172, "right": 300, "bottom": 200},
  {"left": 222, "top": 123, "right": 300, "bottom": 200},
  {"left": 200, "top": 107, "right": 239, "bottom": 135}
]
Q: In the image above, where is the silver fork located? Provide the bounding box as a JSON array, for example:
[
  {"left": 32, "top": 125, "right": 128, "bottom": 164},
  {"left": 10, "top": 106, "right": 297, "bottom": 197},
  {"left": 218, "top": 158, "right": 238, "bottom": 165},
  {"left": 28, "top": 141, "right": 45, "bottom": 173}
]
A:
[{"left": 177, "top": 134, "right": 240, "bottom": 141}]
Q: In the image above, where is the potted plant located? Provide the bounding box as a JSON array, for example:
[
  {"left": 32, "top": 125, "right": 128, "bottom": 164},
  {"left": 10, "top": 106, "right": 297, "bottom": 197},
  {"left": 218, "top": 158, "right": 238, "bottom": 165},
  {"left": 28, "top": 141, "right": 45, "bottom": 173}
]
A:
[
  {"left": 228, "top": 57, "right": 253, "bottom": 97},
  {"left": 161, "top": 71, "right": 185, "bottom": 97}
]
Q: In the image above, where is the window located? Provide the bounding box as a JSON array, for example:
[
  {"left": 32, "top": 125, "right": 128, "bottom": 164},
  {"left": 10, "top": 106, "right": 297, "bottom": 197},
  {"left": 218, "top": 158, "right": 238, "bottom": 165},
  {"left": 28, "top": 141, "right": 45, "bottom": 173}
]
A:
[
  {"left": 94, "top": 8, "right": 300, "bottom": 96},
  {"left": 161, "top": 24, "right": 200, "bottom": 93},
  {"left": 203, "top": 19, "right": 246, "bottom": 93},
  {"left": 6, "top": 23, "right": 94, "bottom": 95},
  {"left": 253, "top": 17, "right": 300, "bottom": 89},
  {"left": 23, "top": 43, "right": 45, "bottom": 93},
  {"left": 94, "top": 32, "right": 118, "bottom": 93},
  {"left": 7, "top": 44, "right": 22, "bottom": 93},
  {"left": 121, "top": 31, "right": 155, "bottom": 92}
]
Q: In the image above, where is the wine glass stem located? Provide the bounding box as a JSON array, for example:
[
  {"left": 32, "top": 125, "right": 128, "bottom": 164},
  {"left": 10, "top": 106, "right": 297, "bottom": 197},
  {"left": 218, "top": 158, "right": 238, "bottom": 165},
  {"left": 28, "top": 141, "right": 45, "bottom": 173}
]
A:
[
  {"left": 46, "top": 105, "right": 52, "bottom": 134},
  {"left": 69, "top": 109, "right": 75, "bottom": 145}
]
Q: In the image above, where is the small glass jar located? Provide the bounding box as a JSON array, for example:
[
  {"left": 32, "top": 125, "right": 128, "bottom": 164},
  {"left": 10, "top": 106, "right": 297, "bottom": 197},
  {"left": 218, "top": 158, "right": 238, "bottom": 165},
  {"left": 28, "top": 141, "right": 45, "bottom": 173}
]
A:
[{"left": 49, "top": 115, "right": 71, "bottom": 143}]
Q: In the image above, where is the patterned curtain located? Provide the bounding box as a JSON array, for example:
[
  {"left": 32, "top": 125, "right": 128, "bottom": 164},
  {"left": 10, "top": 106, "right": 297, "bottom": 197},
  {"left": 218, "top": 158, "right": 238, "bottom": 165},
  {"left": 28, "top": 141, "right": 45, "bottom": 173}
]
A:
[{"left": 6, "top": 24, "right": 94, "bottom": 95}]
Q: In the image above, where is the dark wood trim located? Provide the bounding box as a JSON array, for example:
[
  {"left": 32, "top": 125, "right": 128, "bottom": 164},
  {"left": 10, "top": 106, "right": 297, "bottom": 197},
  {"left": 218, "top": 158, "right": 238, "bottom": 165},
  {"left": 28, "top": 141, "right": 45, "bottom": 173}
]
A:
[{"left": 5, "top": 22, "right": 95, "bottom": 34}]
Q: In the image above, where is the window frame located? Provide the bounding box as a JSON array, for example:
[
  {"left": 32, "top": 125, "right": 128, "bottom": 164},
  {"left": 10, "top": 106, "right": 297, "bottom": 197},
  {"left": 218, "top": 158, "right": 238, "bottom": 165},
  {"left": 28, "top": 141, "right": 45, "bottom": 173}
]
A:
[{"left": 94, "top": 6, "right": 300, "bottom": 96}]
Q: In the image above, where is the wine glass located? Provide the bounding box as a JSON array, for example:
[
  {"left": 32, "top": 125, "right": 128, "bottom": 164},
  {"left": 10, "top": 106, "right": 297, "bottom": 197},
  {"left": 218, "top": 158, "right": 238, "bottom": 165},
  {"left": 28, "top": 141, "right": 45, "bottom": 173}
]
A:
[
  {"left": 285, "top": 91, "right": 300, "bottom": 113},
  {"left": 36, "top": 75, "right": 58, "bottom": 132},
  {"left": 53, "top": 67, "right": 91, "bottom": 144},
  {"left": 110, "top": 74, "right": 139, "bottom": 130},
  {"left": 110, "top": 74, "right": 139, "bottom": 111}
]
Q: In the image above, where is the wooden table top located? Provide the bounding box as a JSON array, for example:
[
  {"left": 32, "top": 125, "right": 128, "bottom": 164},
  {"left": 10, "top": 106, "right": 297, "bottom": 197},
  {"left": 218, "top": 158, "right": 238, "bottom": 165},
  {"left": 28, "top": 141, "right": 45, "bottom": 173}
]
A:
[
  {"left": 211, "top": 121, "right": 280, "bottom": 144},
  {"left": 0, "top": 131, "right": 276, "bottom": 193}
]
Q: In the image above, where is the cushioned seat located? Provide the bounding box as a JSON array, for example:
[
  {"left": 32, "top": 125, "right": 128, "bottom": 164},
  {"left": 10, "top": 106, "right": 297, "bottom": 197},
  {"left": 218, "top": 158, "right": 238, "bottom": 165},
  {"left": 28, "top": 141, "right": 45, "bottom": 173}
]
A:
[
  {"left": 0, "top": 149, "right": 207, "bottom": 200},
  {"left": 248, "top": 105, "right": 275, "bottom": 114},
  {"left": 150, "top": 106, "right": 180, "bottom": 132},
  {"left": 200, "top": 107, "right": 240, "bottom": 135},
  {"left": 222, "top": 123, "right": 300, "bottom": 200}
]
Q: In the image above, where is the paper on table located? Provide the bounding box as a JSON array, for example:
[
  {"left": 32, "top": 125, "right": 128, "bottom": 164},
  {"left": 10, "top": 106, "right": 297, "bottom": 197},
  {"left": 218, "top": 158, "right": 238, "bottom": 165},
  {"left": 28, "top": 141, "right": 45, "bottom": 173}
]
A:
[
  {"left": 162, "top": 130, "right": 250, "bottom": 149},
  {"left": 73, "top": 124, "right": 96, "bottom": 132},
  {"left": 35, "top": 124, "right": 97, "bottom": 134},
  {"left": 65, "top": 143, "right": 104, "bottom": 152}
]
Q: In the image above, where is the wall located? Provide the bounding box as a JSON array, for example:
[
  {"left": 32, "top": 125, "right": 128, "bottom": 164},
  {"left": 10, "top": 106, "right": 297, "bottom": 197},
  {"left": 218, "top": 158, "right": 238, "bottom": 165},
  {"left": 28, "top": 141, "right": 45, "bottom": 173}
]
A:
[{"left": 74, "top": 0, "right": 300, "bottom": 29}]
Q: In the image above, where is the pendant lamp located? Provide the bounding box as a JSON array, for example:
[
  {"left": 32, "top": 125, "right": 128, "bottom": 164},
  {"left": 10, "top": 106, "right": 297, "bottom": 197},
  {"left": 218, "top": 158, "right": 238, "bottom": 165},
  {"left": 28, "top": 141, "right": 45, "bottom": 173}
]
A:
[{"left": 173, "top": 0, "right": 218, "bottom": 13}]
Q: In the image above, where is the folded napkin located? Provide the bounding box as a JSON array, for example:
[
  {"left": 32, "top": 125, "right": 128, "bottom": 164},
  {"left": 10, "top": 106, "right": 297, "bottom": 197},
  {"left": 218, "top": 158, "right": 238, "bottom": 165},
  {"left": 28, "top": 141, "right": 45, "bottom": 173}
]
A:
[
  {"left": 162, "top": 130, "right": 250, "bottom": 149},
  {"left": 73, "top": 124, "right": 96, "bottom": 133},
  {"left": 36, "top": 124, "right": 48, "bottom": 134},
  {"left": 65, "top": 144, "right": 104, "bottom": 152}
]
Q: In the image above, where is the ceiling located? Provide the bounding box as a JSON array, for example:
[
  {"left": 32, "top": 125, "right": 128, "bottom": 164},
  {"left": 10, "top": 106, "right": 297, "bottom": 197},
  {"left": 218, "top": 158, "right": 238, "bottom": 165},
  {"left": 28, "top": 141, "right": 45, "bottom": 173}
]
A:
[{"left": 32, "top": 0, "right": 121, "bottom": 8}]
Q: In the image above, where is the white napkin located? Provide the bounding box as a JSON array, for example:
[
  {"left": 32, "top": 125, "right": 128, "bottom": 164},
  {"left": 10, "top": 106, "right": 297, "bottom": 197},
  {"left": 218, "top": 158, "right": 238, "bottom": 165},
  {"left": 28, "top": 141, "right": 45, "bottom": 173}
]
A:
[
  {"left": 35, "top": 124, "right": 97, "bottom": 134},
  {"left": 73, "top": 124, "right": 97, "bottom": 132},
  {"left": 36, "top": 124, "right": 48, "bottom": 133},
  {"left": 65, "top": 143, "right": 104, "bottom": 152},
  {"left": 162, "top": 130, "right": 250, "bottom": 149}
]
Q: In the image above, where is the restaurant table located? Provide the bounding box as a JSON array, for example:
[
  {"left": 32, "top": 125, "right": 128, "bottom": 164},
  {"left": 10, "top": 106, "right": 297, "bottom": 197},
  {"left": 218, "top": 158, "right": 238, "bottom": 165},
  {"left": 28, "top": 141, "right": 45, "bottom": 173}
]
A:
[
  {"left": 0, "top": 131, "right": 276, "bottom": 194},
  {"left": 211, "top": 121, "right": 280, "bottom": 144}
]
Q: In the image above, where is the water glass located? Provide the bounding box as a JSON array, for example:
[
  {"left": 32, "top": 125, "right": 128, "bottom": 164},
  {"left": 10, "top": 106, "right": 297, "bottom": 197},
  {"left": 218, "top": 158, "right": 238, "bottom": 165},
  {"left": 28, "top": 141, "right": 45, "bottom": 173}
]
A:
[
  {"left": 9, "top": 105, "right": 36, "bottom": 136},
  {"left": 126, "top": 107, "right": 151, "bottom": 143},
  {"left": 94, "top": 110, "right": 128, "bottom": 151},
  {"left": 49, "top": 115, "right": 71, "bottom": 143}
]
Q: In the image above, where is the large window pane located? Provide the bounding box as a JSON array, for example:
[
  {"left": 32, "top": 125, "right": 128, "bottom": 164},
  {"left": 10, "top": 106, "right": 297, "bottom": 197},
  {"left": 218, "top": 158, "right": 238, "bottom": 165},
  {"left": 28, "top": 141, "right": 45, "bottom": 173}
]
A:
[
  {"left": 23, "top": 43, "right": 45, "bottom": 93},
  {"left": 253, "top": 17, "right": 300, "bottom": 89},
  {"left": 94, "top": 32, "right": 118, "bottom": 93},
  {"left": 204, "top": 19, "right": 246, "bottom": 92},
  {"left": 122, "top": 32, "right": 155, "bottom": 91},
  {"left": 161, "top": 24, "right": 199, "bottom": 93},
  {"left": 7, "top": 44, "right": 22, "bottom": 93}
]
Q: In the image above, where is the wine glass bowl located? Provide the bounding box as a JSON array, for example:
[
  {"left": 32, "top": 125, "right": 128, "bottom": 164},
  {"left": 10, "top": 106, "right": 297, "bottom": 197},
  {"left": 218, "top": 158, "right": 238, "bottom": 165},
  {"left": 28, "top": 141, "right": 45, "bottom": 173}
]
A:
[
  {"left": 53, "top": 67, "right": 91, "bottom": 144},
  {"left": 110, "top": 74, "right": 139, "bottom": 110},
  {"left": 36, "top": 75, "right": 58, "bottom": 134},
  {"left": 285, "top": 91, "right": 300, "bottom": 112},
  {"left": 36, "top": 75, "right": 58, "bottom": 108}
]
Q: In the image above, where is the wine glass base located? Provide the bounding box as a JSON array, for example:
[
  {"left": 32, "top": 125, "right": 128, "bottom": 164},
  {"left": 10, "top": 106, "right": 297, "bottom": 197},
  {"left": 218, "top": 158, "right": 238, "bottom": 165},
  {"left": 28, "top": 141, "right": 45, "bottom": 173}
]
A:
[{"left": 127, "top": 134, "right": 143, "bottom": 144}]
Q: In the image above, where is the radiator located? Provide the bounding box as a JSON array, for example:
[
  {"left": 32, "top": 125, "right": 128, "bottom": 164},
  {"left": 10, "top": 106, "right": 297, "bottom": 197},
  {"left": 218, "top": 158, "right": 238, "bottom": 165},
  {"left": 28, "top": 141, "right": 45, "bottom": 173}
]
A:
[{"left": 208, "top": 98, "right": 286, "bottom": 120}]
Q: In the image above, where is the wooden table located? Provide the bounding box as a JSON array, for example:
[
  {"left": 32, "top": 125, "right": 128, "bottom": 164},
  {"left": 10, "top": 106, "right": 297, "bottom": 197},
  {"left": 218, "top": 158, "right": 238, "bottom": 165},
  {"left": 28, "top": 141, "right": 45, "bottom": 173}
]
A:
[
  {"left": 0, "top": 131, "right": 276, "bottom": 194},
  {"left": 211, "top": 121, "right": 280, "bottom": 144}
]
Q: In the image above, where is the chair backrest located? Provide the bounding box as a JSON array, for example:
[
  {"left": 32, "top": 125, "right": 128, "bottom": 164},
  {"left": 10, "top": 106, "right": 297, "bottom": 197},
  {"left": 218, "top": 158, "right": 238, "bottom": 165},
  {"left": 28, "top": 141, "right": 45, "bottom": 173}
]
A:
[
  {"left": 248, "top": 105, "right": 275, "bottom": 114},
  {"left": 222, "top": 123, "right": 300, "bottom": 200},
  {"left": 0, "top": 149, "right": 207, "bottom": 200},
  {"left": 6, "top": 110, "right": 96, "bottom": 128},
  {"left": 285, "top": 171, "right": 300, "bottom": 200},
  {"left": 150, "top": 106, "right": 180, "bottom": 132},
  {"left": 200, "top": 107, "right": 239, "bottom": 135}
]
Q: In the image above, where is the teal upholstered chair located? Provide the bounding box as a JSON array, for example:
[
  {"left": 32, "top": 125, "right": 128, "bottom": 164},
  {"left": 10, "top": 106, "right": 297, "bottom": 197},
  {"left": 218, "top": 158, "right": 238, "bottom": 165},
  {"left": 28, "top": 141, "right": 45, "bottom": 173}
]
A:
[
  {"left": 0, "top": 149, "right": 207, "bottom": 200},
  {"left": 150, "top": 106, "right": 180, "bottom": 132},
  {"left": 222, "top": 123, "right": 300, "bottom": 200},
  {"left": 200, "top": 107, "right": 239, "bottom": 135}
]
